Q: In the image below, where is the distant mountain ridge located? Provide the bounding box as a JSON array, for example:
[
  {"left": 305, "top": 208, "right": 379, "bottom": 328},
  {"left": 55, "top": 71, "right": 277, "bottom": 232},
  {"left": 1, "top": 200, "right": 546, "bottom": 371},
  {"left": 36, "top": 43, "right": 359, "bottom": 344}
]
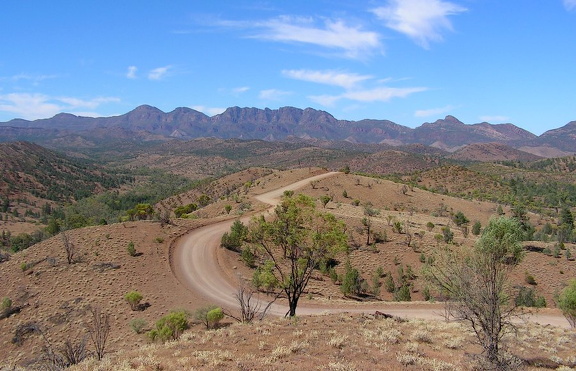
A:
[{"left": 0, "top": 105, "right": 574, "bottom": 155}]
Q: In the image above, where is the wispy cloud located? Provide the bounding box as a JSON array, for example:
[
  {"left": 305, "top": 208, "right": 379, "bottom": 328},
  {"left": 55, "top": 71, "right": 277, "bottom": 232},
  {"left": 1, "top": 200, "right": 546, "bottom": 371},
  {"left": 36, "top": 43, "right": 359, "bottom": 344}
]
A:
[
  {"left": 310, "top": 86, "right": 426, "bottom": 107},
  {"left": 191, "top": 105, "right": 226, "bottom": 116},
  {"left": 148, "top": 65, "right": 172, "bottom": 80},
  {"left": 415, "top": 105, "right": 455, "bottom": 117},
  {"left": 282, "top": 69, "right": 372, "bottom": 89},
  {"left": 220, "top": 16, "right": 382, "bottom": 59},
  {"left": 259, "top": 89, "right": 292, "bottom": 101},
  {"left": 372, "top": 0, "right": 466, "bottom": 48},
  {"left": 564, "top": 0, "right": 576, "bottom": 10},
  {"left": 126, "top": 66, "right": 138, "bottom": 79},
  {"left": 0, "top": 93, "right": 119, "bottom": 120},
  {"left": 479, "top": 115, "right": 510, "bottom": 123}
]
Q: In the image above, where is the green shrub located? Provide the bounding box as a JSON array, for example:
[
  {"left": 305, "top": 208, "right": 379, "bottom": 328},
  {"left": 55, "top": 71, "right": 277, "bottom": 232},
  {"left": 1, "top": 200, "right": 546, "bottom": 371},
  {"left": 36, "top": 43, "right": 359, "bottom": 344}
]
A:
[
  {"left": 384, "top": 273, "right": 395, "bottom": 293},
  {"left": 1, "top": 297, "right": 12, "bottom": 311},
  {"left": 472, "top": 221, "right": 482, "bottom": 236},
  {"left": 148, "top": 310, "right": 189, "bottom": 342},
  {"left": 341, "top": 260, "right": 361, "bottom": 296},
  {"left": 129, "top": 318, "right": 148, "bottom": 334},
  {"left": 195, "top": 305, "right": 224, "bottom": 329},
  {"left": 252, "top": 260, "right": 278, "bottom": 292},
  {"left": 206, "top": 307, "right": 224, "bottom": 329},
  {"left": 525, "top": 273, "right": 536, "bottom": 285},
  {"left": 515, "top": 287, "right": 546, "bottom": 308},
  {"left": 124, "top": 291, "right": 143, "bottom": 311},
  {"left": 241, "top": 246, "right": 256, "bottom": 268},
  {"left": 394, "top": 284, "right": 411, "bottom": 302},
  {"left": 558, "top": 279, "right": 576, "bottom": 328},
  {"left": 426, "top": 222, "right": 435, "bottom": 232},
  {"left": 352, "top": 199, "right": 360, "bottom": 207},
  {"left": 127, "top": 241, "right": 137, "bottom": 257}
]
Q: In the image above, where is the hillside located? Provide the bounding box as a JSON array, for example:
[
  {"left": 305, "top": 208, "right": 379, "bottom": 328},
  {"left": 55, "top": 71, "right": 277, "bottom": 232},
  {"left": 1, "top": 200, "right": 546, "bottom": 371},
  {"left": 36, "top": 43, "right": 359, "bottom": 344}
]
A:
[{"left": 1, "top": 169, "right": 575, "bottom": 369}]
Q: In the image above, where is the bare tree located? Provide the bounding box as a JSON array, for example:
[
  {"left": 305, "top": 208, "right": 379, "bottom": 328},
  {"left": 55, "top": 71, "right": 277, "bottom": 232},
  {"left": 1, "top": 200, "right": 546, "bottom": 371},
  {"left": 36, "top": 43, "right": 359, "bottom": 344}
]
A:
[
  {"left": 230, "top": 283, "right": 276, "bottom": 323},
  {"left": 86, "top": 306, "right": 110, "bottom": 361},
  {"left": 425, "top": 217, "right": 524, "bottom": 369},
  {"left": 61, "top": 231, "right": 76, "bottom": 264}
]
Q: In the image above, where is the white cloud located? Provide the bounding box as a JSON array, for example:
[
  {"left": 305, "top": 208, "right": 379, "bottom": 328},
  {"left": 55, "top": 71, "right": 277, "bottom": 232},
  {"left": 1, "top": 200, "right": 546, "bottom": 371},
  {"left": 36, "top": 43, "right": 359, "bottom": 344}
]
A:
[
  {"left": 282, "top": 69, "right": 372, "bottom": 89},
  {"left": 191, "top": 105, "right": 226, "bottom": 116},
  {"left": 232, "top": 86, "right": 250, "bottom": 94},
  {"left": 564, "top": 0, "right": 576, "bottom": 10},
  {"left": 415, "top": 105, "right": 455, "bottom": 117},
  {"left": 308, "top": 94, "right": 342, "bottom": 107},
  {"left": 479, "top": 115, "right": 510, "bottom": 123},
  {"left": 259, "top": 89, "right": 292, "bottom": 101},
  {"left": 126, "top": 66, "right": 138, "bottom": 79},
  {"left": 148, "top": 65, "right": 172, "bottom": 80},
  {"left": 343, "top": 86, "right": 427, "bottom": 102},
  {"left": 372, "top": 0, "right": 466, "bottom": 48},
  {"left": 0, "top": 93, "right": 119, "bottom": 120},
  {"left": 251, "top": 16, "right": 382, "bottom": 59},
  {"left": 309, "top": 86, "right": 426, "bottom": 107}
]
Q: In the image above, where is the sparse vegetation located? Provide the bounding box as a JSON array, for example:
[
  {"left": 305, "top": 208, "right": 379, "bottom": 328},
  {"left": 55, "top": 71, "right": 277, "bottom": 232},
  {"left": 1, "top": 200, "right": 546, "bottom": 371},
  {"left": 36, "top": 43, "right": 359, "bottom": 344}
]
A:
[{"left": 558, "top": 279, "right": 576, "bottom": 328}]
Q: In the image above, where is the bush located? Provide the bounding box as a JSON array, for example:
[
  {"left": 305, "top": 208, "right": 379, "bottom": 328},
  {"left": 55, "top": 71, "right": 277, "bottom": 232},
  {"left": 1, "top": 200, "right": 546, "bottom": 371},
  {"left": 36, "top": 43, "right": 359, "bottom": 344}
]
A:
[
  {"left": 558, "top": 279, "right": 576, "bottom": 328},
  {"left": 124, "top": 291, "right": 143, "bottom": 311},
  {"left": 129, "top": 318, "right": 147, "bottom": 334},
  {"left": 472, "top": 221, "right": 482, "bottom": 236},
  {"left": 384, "top": 273, "right": 396, "bottom": 293},
  {"left": 240, "top": 246, "right": 256, "bottom": 268},
  {"left": 394, "top": 284, "right": 411, "bottom": 302},
  {"left": 127, "top": 241, "right": 137, "bottom": 257},
  {"left": 426, "top": 222, "right": 435, "bottom": 231},
  {"left": 1, "top": 297, "right": 12, "bottom": 311},
  {"left": 515, "top": 287, "right": 546, "bottom": 308},
  {"left": 195, "top": 305, "right": 224, "bottom": 329},
  {"left": 525, "top": 273, "right": 536, "bottom": 285},
  {"left": 206, "top": 307, "right": 224, "bottom": 328},
  {"left": 148, "top": 310, "right": 189, "bottom": 342},
  {"left": 341, "top": 260, "right": 362, "bottom": 296},
  {"left": 221, "top": 220, "right": 248, "bottom": 252}
]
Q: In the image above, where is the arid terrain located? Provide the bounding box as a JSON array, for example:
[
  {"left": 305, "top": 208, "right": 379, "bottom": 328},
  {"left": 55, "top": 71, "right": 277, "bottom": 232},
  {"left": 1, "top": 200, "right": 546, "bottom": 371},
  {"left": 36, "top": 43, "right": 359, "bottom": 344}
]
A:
[{"left": 1, "top": 166, "right": 576, "bottom": 370}]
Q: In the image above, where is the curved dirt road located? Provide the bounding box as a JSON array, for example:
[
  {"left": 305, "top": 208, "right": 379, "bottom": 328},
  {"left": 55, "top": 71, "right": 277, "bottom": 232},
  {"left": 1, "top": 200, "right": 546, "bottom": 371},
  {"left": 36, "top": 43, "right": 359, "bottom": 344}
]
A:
[{"left": 172, "top": 172, "right": 569, "bottom": 327}]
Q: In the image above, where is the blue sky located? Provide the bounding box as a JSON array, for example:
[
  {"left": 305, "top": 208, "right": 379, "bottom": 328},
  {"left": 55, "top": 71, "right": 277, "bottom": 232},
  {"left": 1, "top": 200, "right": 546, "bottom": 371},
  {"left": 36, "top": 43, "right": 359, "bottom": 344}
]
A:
[{"left": 1, "top": 1, "right": 575, "bottom": 135}]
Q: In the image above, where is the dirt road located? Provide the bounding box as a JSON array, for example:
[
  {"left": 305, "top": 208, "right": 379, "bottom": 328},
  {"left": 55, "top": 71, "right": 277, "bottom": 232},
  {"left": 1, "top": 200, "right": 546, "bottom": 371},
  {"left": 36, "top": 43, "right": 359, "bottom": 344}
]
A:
[{"left": 172, "top": 172, "right": 570, "bottom": 327}]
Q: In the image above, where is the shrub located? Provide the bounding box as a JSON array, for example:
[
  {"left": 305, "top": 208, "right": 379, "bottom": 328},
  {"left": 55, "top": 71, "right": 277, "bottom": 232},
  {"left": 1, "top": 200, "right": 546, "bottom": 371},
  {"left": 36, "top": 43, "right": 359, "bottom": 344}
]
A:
[
  {"left": 558, "top": 279, "right": 576, "bottom": 328},
  {"left": 1, "top": 297, "right": 12, "bottom": 311},
  {"left": 426, "top": 222, "right": 435, "bottom": 232},
  {"left": 206, "top": 307, "right": 224, "bottom": 329},
  {"left": 384, "top": 273, "right": 396, "bottom": 293},
  {"left": 129, "top": 318, "right": 147, "bottom": 334},
  {"left": 472, "top": 221, "right": 482, "bottom": 236},
  {"left": 515, "top": 287, "right": 546, "bottom": 308},
  {"left": 525, "top": 273, "right": 536, "bottom": 285},
  {"left": 241, "top": 246, "right": 256, "bottom": 268},
  {"left": 341, "top": 260, "right": 362, "bottom": 296},
  {"left": 352, "top": 199, "right": 360, "bottom": 206},
  {"left": 195, "top": 305, "right": 224, "bottom": 329},
  {"left": 453, "top": 211, "right": 469, "bottom": 227},
  {"left": 394, "top": 284, "right": 411, "bottom": 302},
  {"left": 442, "top": 226, "right": 454, "bottom": 244},
  {"left": 124, "top": 291, "right": 143, "bottom": 311},
  {"left": 127, "top": 241, "right": 137, "bottom": 257},
  {"left": 221, "top": 220, "right": 248, "bottom": 252},
  {"left": 148, "top": 310, "right": 189, "bottom": 342}
]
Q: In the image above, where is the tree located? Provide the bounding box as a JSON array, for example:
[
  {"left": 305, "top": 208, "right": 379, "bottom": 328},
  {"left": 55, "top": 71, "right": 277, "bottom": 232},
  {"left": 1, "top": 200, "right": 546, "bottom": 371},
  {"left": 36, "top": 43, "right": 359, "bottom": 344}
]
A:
[
  {"left": 247, "top": 193, "right": 347, "bottom": 317},
  {"left": 61, "top": 231, "right": 76, "bottom": 264},
  {"left": 124, "top": 291, "right": 143, "bottom": 311},
  {"left": 425, "top": 217, "right": 524, "bottom": 368},
  {"left": 86, "top": 306, "right": 110, "bottom": 361},
  {"left": 453, "top": 211, "right": 469, "bottom": 227},
  {"left": 319, "top": 195, "right": 332, "bottom": 208},
  {"left": 558, "top": 279, "right": 576, "bottom": 328}
]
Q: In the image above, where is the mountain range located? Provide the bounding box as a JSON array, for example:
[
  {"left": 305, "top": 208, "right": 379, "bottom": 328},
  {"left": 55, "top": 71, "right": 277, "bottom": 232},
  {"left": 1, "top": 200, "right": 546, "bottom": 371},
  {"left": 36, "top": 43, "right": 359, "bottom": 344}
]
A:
[{"left": 1, "top": 105, "right": 575, "bottom": 157}]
